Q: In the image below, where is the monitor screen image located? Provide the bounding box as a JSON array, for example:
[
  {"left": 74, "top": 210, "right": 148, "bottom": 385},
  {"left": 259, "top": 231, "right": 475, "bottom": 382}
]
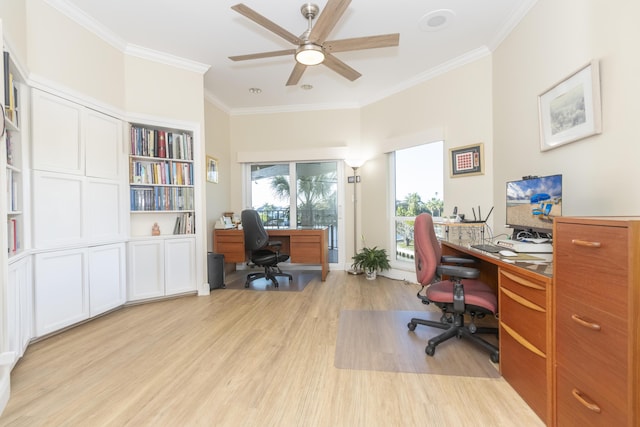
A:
[{"left": 506, "top": 174, "right": 562, "bottom": 234}]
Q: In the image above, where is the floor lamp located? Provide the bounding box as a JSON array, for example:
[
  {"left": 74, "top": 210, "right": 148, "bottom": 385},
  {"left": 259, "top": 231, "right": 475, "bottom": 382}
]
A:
[{"left": 346, "top": 160, "right": 364, "bottom": 274}]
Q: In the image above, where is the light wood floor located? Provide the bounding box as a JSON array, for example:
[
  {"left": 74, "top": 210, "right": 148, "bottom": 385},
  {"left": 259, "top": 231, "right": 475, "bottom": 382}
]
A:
[{"left": 1, "top": 271, "right": 544, "bottom": 426}]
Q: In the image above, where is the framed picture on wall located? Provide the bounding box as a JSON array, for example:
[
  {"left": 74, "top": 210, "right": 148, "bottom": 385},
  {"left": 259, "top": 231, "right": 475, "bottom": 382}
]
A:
[
  {"left": 538, "top": 60, "right": 602, "bottom": 151},
  {"left": 207, "top": 156, "right": 219, "bottom": 183},
  {"left": 449, "top": 143, "right": 484, "bottom": 177}
]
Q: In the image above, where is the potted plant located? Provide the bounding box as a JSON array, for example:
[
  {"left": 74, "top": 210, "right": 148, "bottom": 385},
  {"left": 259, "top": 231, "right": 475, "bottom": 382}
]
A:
[{"left": 351, "top": 246, "right": 391, "bottom": 280}]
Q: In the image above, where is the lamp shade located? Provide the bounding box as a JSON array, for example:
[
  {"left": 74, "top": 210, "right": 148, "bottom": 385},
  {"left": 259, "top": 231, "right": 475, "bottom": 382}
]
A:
[
  {"left": 295, "top": 44, "right": 325, "bottom": 66},
  {"left": 345, "top": 159, "right": 365, "bottom": 169}
]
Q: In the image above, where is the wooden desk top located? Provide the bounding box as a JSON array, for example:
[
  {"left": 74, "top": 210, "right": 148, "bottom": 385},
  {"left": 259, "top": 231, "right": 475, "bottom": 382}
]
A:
[{"left": 441, "top": 240, "right": 553, "bottom": 278}]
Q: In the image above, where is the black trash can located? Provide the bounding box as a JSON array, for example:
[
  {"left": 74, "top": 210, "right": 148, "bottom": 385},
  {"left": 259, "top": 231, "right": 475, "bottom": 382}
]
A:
[{"left": 207, "top": 252, "right": 226, "bottom": 290}]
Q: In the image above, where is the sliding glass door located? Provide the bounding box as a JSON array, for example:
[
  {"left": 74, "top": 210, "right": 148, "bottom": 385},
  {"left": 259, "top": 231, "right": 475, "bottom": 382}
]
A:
[{"left": 248, "top": 161, "right": 339, "bottom": 263}]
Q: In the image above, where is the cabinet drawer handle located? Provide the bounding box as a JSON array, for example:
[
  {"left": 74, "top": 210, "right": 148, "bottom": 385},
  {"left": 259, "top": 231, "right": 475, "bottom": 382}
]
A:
[
  {"left": 571, "top": 314, "right": 601, "bottom": 331},
  {"left": 571, "top": 388, "right": 601, "bottom": 413},
  {"left": 571, "top": 239, "right": 601, "bottom": 248}
]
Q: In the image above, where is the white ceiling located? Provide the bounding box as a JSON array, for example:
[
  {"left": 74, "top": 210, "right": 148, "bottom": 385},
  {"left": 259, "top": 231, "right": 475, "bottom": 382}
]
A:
[{"left": 52, "top": 0, "right": 536, "bottom": 113}]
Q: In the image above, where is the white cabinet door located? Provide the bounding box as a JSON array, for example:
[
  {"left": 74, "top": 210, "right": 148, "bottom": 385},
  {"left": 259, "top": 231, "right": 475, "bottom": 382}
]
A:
[
  {"left": 165, "top": 237, "right": 196, "bottom": 295},
  {"left": 31, "top": 171, "right": 84, "bottom": 249},
  {"left": 7, "top": 256, "right": 33, "bottom": 362},
  {"left": 34, "top": 249, "right": 89, "bottom": 337},
  {"left": 85, "top": 110, "right": 122, "bottom": 180},
  {"left": 31, "top": 89, "right": 84, "bottom": 175},
  {"left": 127, "top": 239, "right": 164, "bottom": 301},
  {"left": 86, "top": 178, "right": 124, "bottom": 241},
  {"left": 89, "top": 243, "right": 125, "bottom": 317}
]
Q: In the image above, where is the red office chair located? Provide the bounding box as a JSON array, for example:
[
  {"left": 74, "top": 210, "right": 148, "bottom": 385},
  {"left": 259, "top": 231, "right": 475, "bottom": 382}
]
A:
[{"left": 407, "top": 213, "right": 499, "bottom": 362}]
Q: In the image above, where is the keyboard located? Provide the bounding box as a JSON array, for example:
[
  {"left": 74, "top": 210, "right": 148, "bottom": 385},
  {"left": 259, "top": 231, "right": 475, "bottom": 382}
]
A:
[{"left": 470, "top": 243, "right": 503, "bottom": 253}]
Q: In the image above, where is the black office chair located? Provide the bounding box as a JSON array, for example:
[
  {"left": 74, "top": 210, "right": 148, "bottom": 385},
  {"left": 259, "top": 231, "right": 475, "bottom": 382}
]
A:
[
  {"left": 241, "top": 209, "right": 293, "bottom": 288},
  {"left": 407, "top": 213, "right": 500, "bottom": 362}
]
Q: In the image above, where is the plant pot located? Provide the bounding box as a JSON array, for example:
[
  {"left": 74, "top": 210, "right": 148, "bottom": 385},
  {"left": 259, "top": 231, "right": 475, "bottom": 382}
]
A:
[{"left": 365, "top": 270, "right": 377, "bottom": 280}]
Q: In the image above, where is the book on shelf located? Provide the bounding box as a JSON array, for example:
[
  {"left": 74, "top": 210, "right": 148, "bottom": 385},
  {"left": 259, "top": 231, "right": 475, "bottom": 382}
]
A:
[
  {"left": 130, "top": 126, "right": 193, "bottom": 161},
  {"left": 5, "top": 130, "right": 12, "bottom": 165},
  {"left": 3, "top": 51, "right": 9, "bottom": 108},
  {"left": 7, "top": 218, "right": 18, "bottom": 254},
  {"left": 172, "top": 212, "right": 194, "bottom": 235}
]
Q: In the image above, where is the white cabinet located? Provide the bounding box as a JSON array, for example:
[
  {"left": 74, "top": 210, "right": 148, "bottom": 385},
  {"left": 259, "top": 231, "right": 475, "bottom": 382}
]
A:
[
  {"left": 127, "top": 239, "right": 164, "bottom": 300},
  {"left": 34, "top": 243, "right": 126, "bottom": 337},
  {"left": 34, "top": 248, "right": 88, "bottom": 337},
  {"left": 7, "top": 256, "right": 32, "bottom": 363},
  {"left": 88, "top": 243, "right": 126, "bottom": 317},
  {"left": 31, "top": 91, "right": 83, "bottom": 175},
  {"left": 128, "top": 237, "right": 196, "bottom": 301},
  {"left": 30, "top": 88, "right": 125, "bottom": 249},
  {"left": 165, "top": 237, "right": 196, "bottom": 295}
]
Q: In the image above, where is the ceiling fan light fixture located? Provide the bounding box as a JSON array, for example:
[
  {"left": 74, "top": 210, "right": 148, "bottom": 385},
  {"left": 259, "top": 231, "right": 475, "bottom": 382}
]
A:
[{"left": 295, "top": 43, "right": 325, "bottom": 66}]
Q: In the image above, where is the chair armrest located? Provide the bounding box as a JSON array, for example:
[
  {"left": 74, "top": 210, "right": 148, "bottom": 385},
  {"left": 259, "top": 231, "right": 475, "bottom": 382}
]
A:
[
  {"left": 267, "top": 240, "right": 283, "bottom": 248},
  {"left": 441, "top": 255, "right": 476, "bottom": 265},
  {"left": 436, "top": 264, "right": 479, "bottom": 280}
]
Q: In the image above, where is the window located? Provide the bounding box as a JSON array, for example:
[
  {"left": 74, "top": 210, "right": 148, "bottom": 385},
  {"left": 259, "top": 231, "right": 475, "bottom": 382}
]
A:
[
  {"left": 392, "top": 141, "right": 444, "bottom": 263},
  {"left": 248, "top": 161, "right": 339, "bottom": 263}
]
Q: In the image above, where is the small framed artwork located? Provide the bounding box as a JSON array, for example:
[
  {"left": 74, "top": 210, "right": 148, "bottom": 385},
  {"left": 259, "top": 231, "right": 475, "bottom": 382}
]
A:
[
  {"left": 538, "top": 60, "right": 602, "bottom": 151},
  {"left": 206, "top": 156, "right": 219, "bottom": 183},
  {"left": 450, "top": 143, "right": 484, "bottom": 177}
]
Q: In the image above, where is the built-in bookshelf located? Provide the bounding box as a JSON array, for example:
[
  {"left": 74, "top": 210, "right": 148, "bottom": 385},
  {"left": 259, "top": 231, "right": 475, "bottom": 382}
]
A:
[
  {"left": 4, "top": 50, "right": 24, "bottom": 258},
  {"left": 129, "top": 124, "right": 195, "bottom": 236}
]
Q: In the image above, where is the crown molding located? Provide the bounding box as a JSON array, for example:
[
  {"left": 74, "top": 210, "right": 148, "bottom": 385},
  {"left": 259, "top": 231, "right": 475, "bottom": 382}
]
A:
[
  {"left": 229, "top": 101, "right": 360, "bottom": 116},
  {"left": 487, "top": 0, "right": 539, "bottom": 51},
  {"left": 359, "top": 46, "right": 492, "bottom": 107},
  {"left": 124, "top": 45, "right": 209, "bottom": 74}
]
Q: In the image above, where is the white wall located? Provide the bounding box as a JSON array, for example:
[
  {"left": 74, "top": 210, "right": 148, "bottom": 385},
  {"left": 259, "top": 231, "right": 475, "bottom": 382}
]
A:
[
  {"left": 360, "top": 56, "right": 494, "bottom": 253},
  {"left": 204, "top": 99, "right": 231, "bottom": 251},
  {"left": 25, "top": 0, "right": 125, "bottom": 109},
  {"left": 492, "top": 0, "right": 640, "bottom": 236}
]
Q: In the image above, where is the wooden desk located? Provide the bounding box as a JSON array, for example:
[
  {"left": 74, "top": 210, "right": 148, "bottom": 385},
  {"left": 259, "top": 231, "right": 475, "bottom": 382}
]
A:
[
  {"left": 213, "top": 227, "right": 330, "bottom": 281},
  {"left": 441, "top": 241, "right": 553, "bottom": 425}
]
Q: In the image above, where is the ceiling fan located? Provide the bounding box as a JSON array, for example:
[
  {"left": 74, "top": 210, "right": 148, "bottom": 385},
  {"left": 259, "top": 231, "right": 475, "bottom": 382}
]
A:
[{"left": 228, "top": 0, "right": 400, "bottom": 86}]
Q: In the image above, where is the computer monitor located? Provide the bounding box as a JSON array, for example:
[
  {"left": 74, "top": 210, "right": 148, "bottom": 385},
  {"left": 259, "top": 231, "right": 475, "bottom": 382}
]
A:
[{"left": 506, "top": 174, "right": 562, "bottom": 235}]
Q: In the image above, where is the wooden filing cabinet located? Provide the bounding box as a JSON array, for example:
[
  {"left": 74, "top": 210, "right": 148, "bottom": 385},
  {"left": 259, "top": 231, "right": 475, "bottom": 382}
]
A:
[
  {"left": 553, "top": 217, "right": 640, "bottom": 426},
  {"left": 499, "top": 266, "right": 552, "bottom": 424},
  {"left": 290, "top": 234, "right": 323, "bottom": 264},
  {"left": 213, "top": 229, "right": 246, "bottom": 263}
]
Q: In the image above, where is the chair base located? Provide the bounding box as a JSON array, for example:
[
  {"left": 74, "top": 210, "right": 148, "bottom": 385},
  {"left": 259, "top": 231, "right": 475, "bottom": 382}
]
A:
[
  {"left": 408, "top": 314, "right": 500, "bottom": 363},
  {"left": 245, "top": 265, "right": 293, "bottom": 288}
]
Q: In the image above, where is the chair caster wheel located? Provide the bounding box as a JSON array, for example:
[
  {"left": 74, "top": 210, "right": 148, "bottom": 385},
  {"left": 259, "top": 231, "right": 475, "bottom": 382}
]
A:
[
  {"left": 425, "top": 345, "right": 435, "bottom": 356},
  {"left": 490, "top": 353, "right": 499, "bottom": 363},
  {"left": 407, "top": 322, "right": 416, "bottom": 331}
]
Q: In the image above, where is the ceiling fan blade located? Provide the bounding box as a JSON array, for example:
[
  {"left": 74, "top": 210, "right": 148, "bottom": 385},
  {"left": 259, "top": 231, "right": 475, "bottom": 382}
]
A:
[
  {"left": 308, "top": 0, "right": 351, "bottom": 43},
  {"left": 231, "top": 3, "right": 301, "bottom": 45},
  {"left": 286, "top": 63, "right": 307, "bottom": 86},
  {"left": 324, "top": 33, "right": 400, "bottom": 53},
  {"left": 322, "top": 54, "right": 361, "bottom": 82},
  {"left": 229, "top": 49, "right": 296, "bottom": 61}
]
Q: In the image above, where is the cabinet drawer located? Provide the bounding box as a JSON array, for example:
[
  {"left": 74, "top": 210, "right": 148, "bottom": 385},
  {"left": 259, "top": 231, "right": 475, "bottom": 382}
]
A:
[
  {"left": 556, "top": 366, "right": 627, "bottom": 427},
  {"left": 213, "top": 230, "right": 246, "bottom": 263},
  {"left": 290, "top": 236, "right": 321, "bottom": 263},
  {"left": 500, "top": 327, "right": 547, "bottom": 422},
  {"left": 216, "top": 234, "right": 244, "bottom": 244},
  {"left": 556, "top": 294, "right": 627, "bottom": 382},
  {"left": 499, "top": 287, "right": 546, "bottom": 353},
  {"left": 499, "top": 269, "right": 547, "bottom": 309},
  {"left": 554, "top": 223, "right": 628, "bottom": 314}
]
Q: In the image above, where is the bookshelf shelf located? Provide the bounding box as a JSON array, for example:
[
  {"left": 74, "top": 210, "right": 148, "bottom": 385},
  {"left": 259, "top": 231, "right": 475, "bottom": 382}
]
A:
[
  {"left": 4, "top": 50, "right": 25, "bottom": 260},
  {"left": 128, "top": 124, "right": 195, "bottom": 236}
]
